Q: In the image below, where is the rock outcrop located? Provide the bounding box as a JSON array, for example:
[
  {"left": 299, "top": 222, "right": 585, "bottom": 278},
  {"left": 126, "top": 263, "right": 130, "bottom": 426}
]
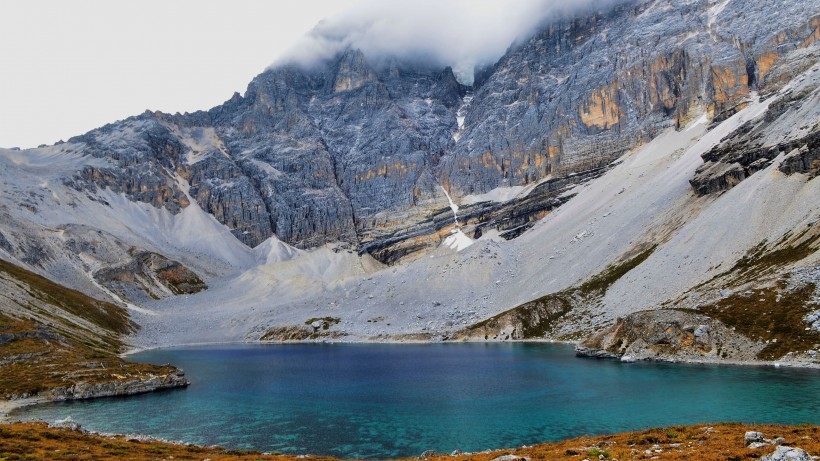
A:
[
  {"left": 94, "top": 251, "right": 207, "bottom": 302},
  {"left": 691, "top": 72, "right": 820, "bottom": 195},
  {"left": 760, "top": 446, "right": 812, "bottom": 461},
  {"left": 47, "top": 370, "right": 189, "bottom": 400},
  {"left": 575, "top": 309, "right": 762, "bottom": 362}
]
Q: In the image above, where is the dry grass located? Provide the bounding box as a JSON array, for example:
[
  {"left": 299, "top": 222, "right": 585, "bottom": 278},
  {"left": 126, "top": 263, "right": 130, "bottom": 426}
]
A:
[
  {"left": 0, "top": 313, "right": 178, "bottom": 398},
  {"left": 0, "top": 422, "right": 815, "bottom": 461},
  {"left": 0, "top": 259, "right": 134, "bottom": 337},
  {"left": 698, "top": 282, "right": 819, "bottom": 360},
  {"left": 0, "top": 259, "right": 179, "bottom": 398}
]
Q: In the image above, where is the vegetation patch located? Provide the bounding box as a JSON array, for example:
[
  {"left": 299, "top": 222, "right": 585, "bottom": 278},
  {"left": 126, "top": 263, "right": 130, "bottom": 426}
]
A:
[
  {"left": 0, "top": 258, "right": 134, "bottom": 336},
  {"left": 577, "top": 245, "right": 658, "bottom": 296},
  {"left": 699, "top": 282, "right": 819, "bottom": 360},
  {"left": 700, "top": 227, "right": 820, "bottom": 290},
  {"left": 305, "top": 317, "right": 341, "bottom": 331},
  {"left": 459, "top": 245, "right": 657, "bottom": 340},
  {"left": 0, "top": 258, "right": 183, "bottom": 399},
  {"left": 0, "top": 422, "right": 816, "bottom": 461}
]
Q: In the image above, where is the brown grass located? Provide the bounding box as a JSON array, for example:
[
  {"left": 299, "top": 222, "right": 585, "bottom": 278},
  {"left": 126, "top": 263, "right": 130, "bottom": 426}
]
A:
[
  {"left": 0, "top": 422, "right": 815, "bottom": 461},
  {"left": 0, "top": 259, "right": 178, "bottom": 398},
  {"left": 699, "top": 282, "right": 819, "bottom": 360},
  {"left": 0, "top": 313, "right": 177, "bottom": 398},
  {"left": 0, "top": 259, "right": 134, "bottom": 336}
]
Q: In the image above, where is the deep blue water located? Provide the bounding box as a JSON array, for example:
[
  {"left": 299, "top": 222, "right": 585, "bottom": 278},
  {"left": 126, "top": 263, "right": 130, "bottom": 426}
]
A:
[{"left": 15, "top": 343, "right": 820, "bottom": 459}]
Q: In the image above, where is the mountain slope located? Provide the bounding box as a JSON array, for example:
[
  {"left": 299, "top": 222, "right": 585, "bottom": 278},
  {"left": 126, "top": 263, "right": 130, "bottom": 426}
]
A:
[{"left": 0, "top": 0, "right": 818, "bottom": 365}]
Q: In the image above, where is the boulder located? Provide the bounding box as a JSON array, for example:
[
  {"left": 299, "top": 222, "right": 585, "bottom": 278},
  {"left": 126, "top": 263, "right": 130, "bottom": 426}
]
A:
[
  {"left": 746, "top": 431, "right": 766, "bottom": 446},
  {"left": 760, "top": 446, "right": 811, "bottom": 461},
  {"left": 48, "top": 416, "right": 86, "bottom": 433}
]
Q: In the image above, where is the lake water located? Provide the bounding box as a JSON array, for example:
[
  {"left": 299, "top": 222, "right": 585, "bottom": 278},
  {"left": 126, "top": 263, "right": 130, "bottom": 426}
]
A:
[{"left": 15, "top": 343, "right": 820, "bottom": 459}]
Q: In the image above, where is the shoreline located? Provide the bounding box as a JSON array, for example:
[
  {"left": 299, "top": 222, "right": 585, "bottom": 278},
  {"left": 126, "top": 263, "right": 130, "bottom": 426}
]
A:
[
  {"left": 121, "top": 337, "right": 820, "bottom": 369},
  {"left": 1, "top": 420, "right": 816, "bottom": 460},
  {"left": 0, "top": 397, "right": 47, "bottom": 424}
]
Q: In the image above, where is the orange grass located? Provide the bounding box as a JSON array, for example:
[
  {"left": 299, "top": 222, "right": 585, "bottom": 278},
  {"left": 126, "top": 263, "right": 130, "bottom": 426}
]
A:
[{"left": 0, "top": 422, "right": 815, "bottom": 461}]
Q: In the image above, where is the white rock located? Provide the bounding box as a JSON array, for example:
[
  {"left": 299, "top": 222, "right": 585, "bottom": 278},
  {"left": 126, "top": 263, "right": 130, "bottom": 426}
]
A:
[{"left": 760, "top": 446, "right": 811, "bottom": 461}]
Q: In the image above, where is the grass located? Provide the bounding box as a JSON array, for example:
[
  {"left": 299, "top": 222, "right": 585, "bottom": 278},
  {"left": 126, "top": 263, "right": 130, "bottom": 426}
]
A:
[
  {"left": 699, "top": 282, "right": 819, "bottom": 360},
  {"left": 0, "top": 258, "right": 134, "bottom": 337},
  {"left": 698, "top": 227, "right": 820, "bottom": 291},
  {"left": 0, "top": 313, "right": 178, "bottom": 398},
  {"left": 462, "top": 245, "right": 658, "bottom": 339},
  {"left": 576, "top": 245, "right": 658, "bottom": 296},
  {"left": 0, "top": 258, "right": 182, "bottom": 398},
  {"left": 0, "top": 422, "right": 815, "bottom": 461}
]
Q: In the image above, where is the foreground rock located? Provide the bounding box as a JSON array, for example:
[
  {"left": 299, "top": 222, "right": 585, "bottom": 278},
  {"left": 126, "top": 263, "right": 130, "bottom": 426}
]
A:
[
  {"left": 761, "top": 446, "right": 812, "bottom": 461},
  {"left": 47, "top": 369, "right": 189, "bottom": 401}
]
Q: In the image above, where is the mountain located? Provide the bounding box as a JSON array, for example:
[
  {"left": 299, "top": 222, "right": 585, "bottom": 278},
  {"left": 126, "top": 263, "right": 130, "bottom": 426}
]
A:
[{"left": 0, "top": 0, "right": 818, "bottom": 365}]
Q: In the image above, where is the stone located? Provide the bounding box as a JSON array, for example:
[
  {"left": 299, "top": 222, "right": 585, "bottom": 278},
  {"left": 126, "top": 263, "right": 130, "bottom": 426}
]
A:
[
  {"left": 750, "top": 442, "right": 772, "bottom": 449},
  {"left": 760, "top": 446, "right": 811, "bottom": 461},
  {"left": 48, "top": 416, "right": 86, "bottom": 433},
  {"left": 745, "top": 431, "right": 766, "bottom": 446},
  {"left": 490, "top": 455, "right": 528, "bottom": 461},
  {"left": 419, "top": 450, "right": 437, "bottom": 459},
  {"left": 451, "top": 450, "right": 464, "bottom": 456}
]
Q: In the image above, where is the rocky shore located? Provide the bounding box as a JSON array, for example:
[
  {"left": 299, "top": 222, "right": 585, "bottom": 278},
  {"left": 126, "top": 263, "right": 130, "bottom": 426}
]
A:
[
  {"left": 0, "top": 421, "right": 815, "bottom": 461},
  {"left": 0, "top": 370, "right": 189, "bottom": 423}
]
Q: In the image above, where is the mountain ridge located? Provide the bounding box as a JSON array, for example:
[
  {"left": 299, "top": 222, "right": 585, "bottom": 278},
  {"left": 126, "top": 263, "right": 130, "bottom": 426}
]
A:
[{"left": 0, "top": 0, "right": 818, "bottom": 366}]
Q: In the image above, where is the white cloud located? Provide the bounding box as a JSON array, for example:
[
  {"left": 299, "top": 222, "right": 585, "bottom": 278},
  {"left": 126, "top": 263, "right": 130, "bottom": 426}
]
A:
[{"left": 279, "top": 0, "right": 622, "bottom": 83}]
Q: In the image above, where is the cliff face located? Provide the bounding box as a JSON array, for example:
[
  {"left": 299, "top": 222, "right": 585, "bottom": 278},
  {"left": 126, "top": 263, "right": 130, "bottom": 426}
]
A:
[
  {"left": 445, "top": 0, "right": 820, "bottom": 195},
  {"left": 35, "top": 0, "right": 820, "bottom": 262}
]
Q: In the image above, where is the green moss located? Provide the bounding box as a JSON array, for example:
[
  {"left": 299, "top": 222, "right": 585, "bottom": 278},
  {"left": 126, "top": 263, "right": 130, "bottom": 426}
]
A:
[{"left": 587, "top": 447, "right": 610, "bottom": 459}]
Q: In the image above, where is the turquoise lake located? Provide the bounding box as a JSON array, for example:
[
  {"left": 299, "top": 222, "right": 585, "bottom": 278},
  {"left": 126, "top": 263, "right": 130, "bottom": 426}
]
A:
[{"left": 14, "top": 343, "right": 820, "bottom": 459}]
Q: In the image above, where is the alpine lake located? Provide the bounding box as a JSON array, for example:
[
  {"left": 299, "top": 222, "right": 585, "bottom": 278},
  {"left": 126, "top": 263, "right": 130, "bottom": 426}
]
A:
[{"left": 14, "top": 343, "right": 820, "bottom": 459}]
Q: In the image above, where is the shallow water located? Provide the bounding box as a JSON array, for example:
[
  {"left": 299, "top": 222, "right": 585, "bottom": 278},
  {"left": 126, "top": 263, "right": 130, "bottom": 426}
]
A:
[{"left": 15, "top": 343, "right": 820, "bottom": 459}]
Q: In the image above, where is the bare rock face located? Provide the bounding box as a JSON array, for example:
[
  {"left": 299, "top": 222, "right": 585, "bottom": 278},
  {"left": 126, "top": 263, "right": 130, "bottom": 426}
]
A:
[
  {"left": 575, "top": 309, "right": 762, "bottom": 362},
  {"left": 48, "top": 369, "right": 189, "bottom": 400},
  {"left": 94, "top": 251, "right": 207, "bottom": 303},
  {"left": 691, "top": 70, "right": 820, "bottom": 195},
  {"left": 45, "top": 0, "right": 820, "bottom": 261}
]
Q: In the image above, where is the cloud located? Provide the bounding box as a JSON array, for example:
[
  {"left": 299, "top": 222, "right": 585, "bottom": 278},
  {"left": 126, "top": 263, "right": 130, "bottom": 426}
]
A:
[{"left": 276, "top": 0, "right": 624, "bottom": 83}]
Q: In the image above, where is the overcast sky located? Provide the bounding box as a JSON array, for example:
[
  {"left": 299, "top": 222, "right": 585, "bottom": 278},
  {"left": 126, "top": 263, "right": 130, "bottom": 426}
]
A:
[
  {"left": 0, "top": 0, "right": 606, "bottom": 149},
  {"left": 0, "top": 0, "right": 361, "bottom": 148}
]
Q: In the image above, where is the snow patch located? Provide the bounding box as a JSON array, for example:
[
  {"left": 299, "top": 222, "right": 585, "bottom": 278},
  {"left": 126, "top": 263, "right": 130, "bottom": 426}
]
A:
[{"left": 442, "top": 229, "right": 474, "bottom": 251}]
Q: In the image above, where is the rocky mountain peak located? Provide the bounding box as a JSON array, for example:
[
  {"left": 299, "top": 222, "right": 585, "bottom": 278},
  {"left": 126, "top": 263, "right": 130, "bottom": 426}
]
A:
[{"left": 333, "top": 48, "right": 378, "bottom": 92}]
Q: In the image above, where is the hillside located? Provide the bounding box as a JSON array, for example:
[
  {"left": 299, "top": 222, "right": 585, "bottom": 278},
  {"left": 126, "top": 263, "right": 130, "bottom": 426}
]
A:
[
  {"left": 0, "top": 258, "right": 187, "bottom": 400},
  {"left": 0, "top": 0, "right": 817, "bottom": 366}
]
